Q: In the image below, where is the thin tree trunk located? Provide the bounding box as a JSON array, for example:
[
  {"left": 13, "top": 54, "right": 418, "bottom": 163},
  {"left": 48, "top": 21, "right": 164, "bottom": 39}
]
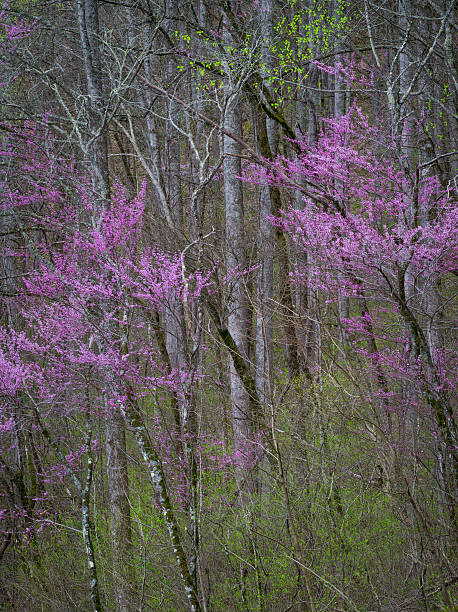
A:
[
  {"left": 255, "top": 0, "right": 276, "bottom": 410},
  {"left": 77, "top": 3, "right": 133, "bottom": 609},
  {"left": 82, "top": 427, "right": 103, "bottom": 612},
  {"left": 333, "top": 0, "right": 349, "bottom": 341}
]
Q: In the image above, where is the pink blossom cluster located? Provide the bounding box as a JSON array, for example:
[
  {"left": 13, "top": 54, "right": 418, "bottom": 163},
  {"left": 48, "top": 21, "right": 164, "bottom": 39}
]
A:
[{"left": 0, "top": 120, "right": 214, "bottom": 535}]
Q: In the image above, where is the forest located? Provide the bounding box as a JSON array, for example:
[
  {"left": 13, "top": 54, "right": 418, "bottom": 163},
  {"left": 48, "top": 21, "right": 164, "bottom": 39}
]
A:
[{"left": 0, "top": 0, "right": 456, "bottom": 610}]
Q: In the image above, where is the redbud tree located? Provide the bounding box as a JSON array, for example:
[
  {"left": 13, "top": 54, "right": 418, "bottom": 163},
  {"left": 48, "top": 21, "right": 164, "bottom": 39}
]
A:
[
  {"left": 0, "top": 110, "right": 216, "bottom": 609},
  {"left": 245, "top": 103, "right": 457, "bottom": 535}
]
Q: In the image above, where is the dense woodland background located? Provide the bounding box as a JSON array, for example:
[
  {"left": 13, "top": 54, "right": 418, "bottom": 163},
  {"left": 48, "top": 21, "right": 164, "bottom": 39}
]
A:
[{"left": 0, "top": 0, "right": 456, "bottom": 610}]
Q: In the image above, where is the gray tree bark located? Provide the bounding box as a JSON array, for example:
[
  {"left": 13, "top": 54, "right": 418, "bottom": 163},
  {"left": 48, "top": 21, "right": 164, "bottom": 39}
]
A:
[
  {"left": 255, "top": 0, "right": 276, "bottom": 409},
  {"left": 77, "top": 2, "right": 133, "bottom": 609},
  {"left": 223, "top": 57, "right": 255, "bottom": 492},
  {"left": 333, "top": 0, "right": 349, "bottom": 342}
]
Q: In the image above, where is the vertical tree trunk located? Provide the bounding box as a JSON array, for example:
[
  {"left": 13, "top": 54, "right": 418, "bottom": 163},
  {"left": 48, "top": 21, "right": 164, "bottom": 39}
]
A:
[
  {"left": 301, "top": 3, "right": 321, "bottom": 371},
  {"left": 333, "top": 0, "right": 349, "bottom": 340},
  {"left": 223, "top": 52, "right": 255, "bottom": 492},
  {"left": 162, "top": 0, "right": 190, "bottom": 438},
  {"left": 77, "top": 2, "right": 133, "bottom": 609},
  {"left": 255, "top": 0, "right": 276, "bottom": 407},
  {"left": 443, "top": 15, "right": 458, "bottom": 181},
  {"left": 398, "top": 0, "right": 416, "bottom": 179}
]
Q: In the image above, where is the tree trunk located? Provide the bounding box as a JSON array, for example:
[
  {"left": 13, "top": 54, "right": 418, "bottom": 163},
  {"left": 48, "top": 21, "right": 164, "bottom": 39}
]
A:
[
  {"left": 223, "top": 64, "right": 256, "bottom": 493},
  {"left": 255, "top": 0, "right": 276, "bottom": 408},
  {"left": 77, "top": 2, "right": 133, "bottom": 609},
  {"left": 333, "top": 0, "right": 349, "bottom": 341}
]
